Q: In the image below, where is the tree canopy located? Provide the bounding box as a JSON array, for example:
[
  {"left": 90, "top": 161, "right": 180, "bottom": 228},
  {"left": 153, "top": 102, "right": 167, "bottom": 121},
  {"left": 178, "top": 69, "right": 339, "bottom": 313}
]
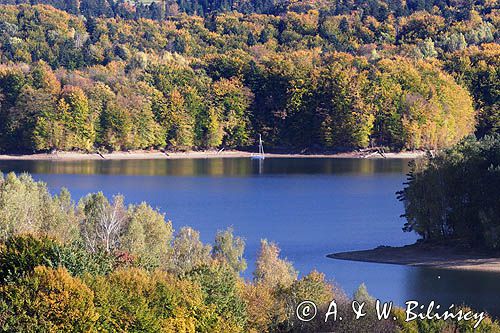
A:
[
  {"left": 399, "top": 135, "right": 500, "bottom": 249},
  {"left": 1, "top": 171, "right": 498, "bottom": 332},
  {"left": 0, "top": 2, "right": 496, "bottom": 153}
]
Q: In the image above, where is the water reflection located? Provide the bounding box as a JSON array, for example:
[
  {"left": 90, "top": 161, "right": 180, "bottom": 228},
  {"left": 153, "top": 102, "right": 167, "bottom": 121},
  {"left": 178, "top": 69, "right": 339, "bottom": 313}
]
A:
[
  {"left": 255, "top": 158, "right": 264, "bottom": 174},
  {"left": 0, "top": 158, "right": 413, "bottom": 176},
  {"left": 406, "top": 267, "right": 500, "bottom": 317}
]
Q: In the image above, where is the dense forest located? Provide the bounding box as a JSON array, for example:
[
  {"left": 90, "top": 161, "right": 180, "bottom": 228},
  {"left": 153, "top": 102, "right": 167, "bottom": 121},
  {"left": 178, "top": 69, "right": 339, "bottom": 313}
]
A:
[
  {"left": 0, "top": 0, "right": 498, "bottom": 22},
  {"left": 0, "top": 171, "right": 499, "bottom": 332},
  {"left": 399, "top": 134, "right": 500, "bottom": 250},
  {"left": 0, "top": 1, "right": 497, "bottom": 153}
]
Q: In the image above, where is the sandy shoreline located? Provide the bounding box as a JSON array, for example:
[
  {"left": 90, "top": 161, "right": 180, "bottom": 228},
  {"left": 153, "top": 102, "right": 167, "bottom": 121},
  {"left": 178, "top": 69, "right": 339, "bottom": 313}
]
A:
[
  {"left": 328, "top": 243, "right": 500, "bottom": 273},
  {"left": 0, "top": 150, "right": 426, "bottom": 161}
]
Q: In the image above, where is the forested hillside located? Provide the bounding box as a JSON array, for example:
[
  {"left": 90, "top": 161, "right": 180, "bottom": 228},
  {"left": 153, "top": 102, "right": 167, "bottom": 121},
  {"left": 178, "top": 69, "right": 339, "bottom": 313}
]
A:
[
  {"left": 0, "top": 1, "right": 498, "bottom": 153},
  {"left": 0, "top": 0, "right": 497, "bottom": 21}
]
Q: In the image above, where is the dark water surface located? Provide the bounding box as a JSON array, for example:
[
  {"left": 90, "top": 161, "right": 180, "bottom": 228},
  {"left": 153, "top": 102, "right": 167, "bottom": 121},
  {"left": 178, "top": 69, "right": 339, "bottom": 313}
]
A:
[{"left": 1, "top": 158, "right": 499, "bottom": 316}]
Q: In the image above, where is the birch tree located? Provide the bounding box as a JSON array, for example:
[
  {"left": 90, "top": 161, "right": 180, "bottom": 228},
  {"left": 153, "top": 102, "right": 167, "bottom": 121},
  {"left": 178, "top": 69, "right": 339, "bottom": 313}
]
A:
[{"left": 78, "top": 192, "right": 127, "bottom": 253}]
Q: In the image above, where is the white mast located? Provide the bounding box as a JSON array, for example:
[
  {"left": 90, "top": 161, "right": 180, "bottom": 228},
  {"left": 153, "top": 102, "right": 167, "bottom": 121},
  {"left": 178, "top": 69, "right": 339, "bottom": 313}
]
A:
[
  {"left": 251, "top": 134, "right": 265, "bottom": 160},
  {"left": 259, "top": 134, "right": 264, "bottom": 156}
]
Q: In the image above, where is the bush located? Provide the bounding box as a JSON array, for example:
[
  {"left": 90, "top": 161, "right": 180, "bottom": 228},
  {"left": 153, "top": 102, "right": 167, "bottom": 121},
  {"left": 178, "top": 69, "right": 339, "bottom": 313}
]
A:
[
  {"left": 186, "top": 262, "right": 247, "bottom": 331},
  {"left": 86, "top": 268, "right": 225, "bottom": 333},
  {"left": 0, "top": 235, "right": 115, "bottom": 283},
  {"left": 0, "top": 173, "right": 79, "bottom": 242},
  {"left": 0, "top": 266, "right": 98, "bottom": 332},
  {"left": 0, "top": 235, "right": 62, "bottom": 283}
]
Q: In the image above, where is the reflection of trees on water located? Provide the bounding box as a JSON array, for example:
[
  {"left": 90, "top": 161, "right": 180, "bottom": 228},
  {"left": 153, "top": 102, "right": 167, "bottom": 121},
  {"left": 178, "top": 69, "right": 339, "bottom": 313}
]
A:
[
  {"left": 0, "top": 158, "right": 414, "bottom": 176},
  {"left": 404, "top": 267, "right": 500, "bottom": 318}
]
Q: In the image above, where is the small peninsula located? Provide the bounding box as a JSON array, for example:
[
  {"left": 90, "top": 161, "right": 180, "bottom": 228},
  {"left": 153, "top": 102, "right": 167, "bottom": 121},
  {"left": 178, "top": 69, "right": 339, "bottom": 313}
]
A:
[{"left": 329, "top": 242, "right": 500, "bottom": 273}]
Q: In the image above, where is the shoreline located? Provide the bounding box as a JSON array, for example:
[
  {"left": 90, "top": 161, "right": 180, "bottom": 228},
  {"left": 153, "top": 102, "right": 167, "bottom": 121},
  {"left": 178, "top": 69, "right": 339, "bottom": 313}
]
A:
[
  {"left": 0, "top": 149, "right": 426, "bottom": 161},
  {"left": 328, "top": 243, "right": 500, "bottom": 273}
]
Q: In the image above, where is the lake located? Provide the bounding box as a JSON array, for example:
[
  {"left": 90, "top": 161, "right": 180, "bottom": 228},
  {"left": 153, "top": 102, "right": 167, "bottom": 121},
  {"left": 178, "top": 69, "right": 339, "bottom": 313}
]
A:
[{"left": 1, "top": 157, "right": 499, "bottom": 316}]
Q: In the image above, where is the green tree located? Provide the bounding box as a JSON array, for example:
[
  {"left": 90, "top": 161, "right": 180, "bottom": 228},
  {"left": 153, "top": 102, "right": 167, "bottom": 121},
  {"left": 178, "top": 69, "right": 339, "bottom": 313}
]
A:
[
  {"left": 212, "top": 227, "right": 247, "bottom": 274},
  {"left": 187, "top": 262, "right": 247, "bottom": 331},
  {"left": 122, "top": 203, "right": 173, "bottom": 270},
  {"left": 398, "top": 135, "right": 500, "bottom": 249},
  {"left": 317, "top": 58, "right": 375, "bottom": 148},
  {"left": 211, "top": 78, "right": 253, "bottom": 147},
  {"left": 60, "top": 86, "right": 95, "bottom": 151},
  {"left": 171, "top": 227, "right": 212, "bottom": 275}
]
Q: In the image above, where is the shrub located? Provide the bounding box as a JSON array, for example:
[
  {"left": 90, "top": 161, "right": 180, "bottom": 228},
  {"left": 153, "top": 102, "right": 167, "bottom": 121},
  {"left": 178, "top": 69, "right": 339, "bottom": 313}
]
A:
[
  {"left": 86, "top": 268, "right": 224, "bottom": 333},
  {"left": 0, "top": 173, "right": 79, "bottom": 242},
  {"left": 0, "top": 234, "right": 62, "bottom": 283},
  {"left": 186, "top": 262, "right": 247, "bottom": 331},
  {"left": 0, "top": 266, "right": 98, "bottom": 332},
  {"left": 0, "top": 235, "right": 115, "bottom": 283}
]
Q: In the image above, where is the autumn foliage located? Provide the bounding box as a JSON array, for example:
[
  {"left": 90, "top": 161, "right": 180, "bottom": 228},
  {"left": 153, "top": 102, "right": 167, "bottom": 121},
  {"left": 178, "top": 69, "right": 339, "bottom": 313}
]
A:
[{"left": 0, "top": 2, "right": 495, "bottom": 153}]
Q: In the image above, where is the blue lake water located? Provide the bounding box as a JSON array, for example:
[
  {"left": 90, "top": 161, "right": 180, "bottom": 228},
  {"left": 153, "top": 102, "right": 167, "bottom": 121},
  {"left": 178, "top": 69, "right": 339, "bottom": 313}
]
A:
[{"left": 1, "top": 158, "right": 499, "bottom": 316}]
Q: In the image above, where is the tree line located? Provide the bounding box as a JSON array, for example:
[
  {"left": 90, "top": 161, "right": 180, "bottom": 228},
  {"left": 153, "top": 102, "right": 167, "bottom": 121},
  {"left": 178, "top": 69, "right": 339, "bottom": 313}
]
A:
[
  {"left": 0, "top": 0, "right": 496, "bottom": 21},
  {"left": 0, "top": 56, "right": 475, "bottom": 152},
  {"left": 1, "top": 171, "right": 499, "bottom": 332},
  {"left": 399, "top": 134, "right": 500, "bottom": 250},
  {"left": 1, "top": 4, "right": 496, "bottom": 152},
  {"left": 0, "top": 60, "right": 252, "bottom": 152}
]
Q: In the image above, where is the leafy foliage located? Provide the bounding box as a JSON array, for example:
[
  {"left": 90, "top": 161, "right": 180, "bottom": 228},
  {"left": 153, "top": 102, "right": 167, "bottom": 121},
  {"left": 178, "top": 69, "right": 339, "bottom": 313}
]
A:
[
  {"left": 213, "top": 227, "right": 247, "bottom": 273},
  {"left": 0, "top": 172, "right": 79, "bottom": 242},
  {"left": 254, "top": 239, "right": 297, "bottom": 288},
  {"left": 0, "top": 2, "right": 492, "bottom": 153},
  {"left": 399, "top": 135, "right": 500, "bottom": 249},
  {"left": 0, "top": 172, "right": 497, "bottom": 332},
  {"left": 0, "top": 234, "right": 116, "bottom": 283},
  {"left": 186, "top": 262, "right": 247, "bottom": 331},
  {"left": 0, "top": 266, "right": 99, "bottom": 332}
]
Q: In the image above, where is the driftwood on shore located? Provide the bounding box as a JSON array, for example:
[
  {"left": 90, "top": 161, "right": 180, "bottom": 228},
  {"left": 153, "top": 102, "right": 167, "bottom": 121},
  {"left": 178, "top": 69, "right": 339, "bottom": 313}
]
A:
[
  {"left": 359, "top": 147, "right": 387, "bottom": 159},
  {"left": 0, "top": 149, "right": 426, "bottom": 161}
]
